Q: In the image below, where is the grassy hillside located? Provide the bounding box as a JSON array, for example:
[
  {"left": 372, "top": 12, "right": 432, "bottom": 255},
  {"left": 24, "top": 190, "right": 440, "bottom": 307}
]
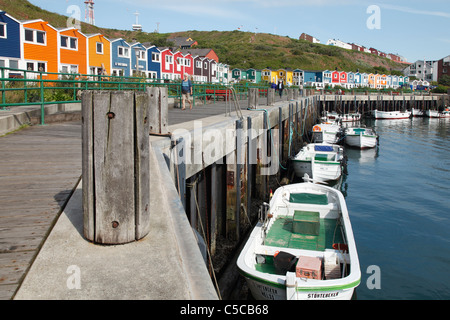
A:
[
  {"left": 172, "top": 30, "right": 407, "bottom": 75},
  {"left": 1, "top": 0, "right": 407, "bottom": 75}
]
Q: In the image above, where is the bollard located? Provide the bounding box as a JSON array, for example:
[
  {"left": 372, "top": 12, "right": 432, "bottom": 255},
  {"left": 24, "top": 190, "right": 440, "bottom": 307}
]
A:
[
  {"left": 293, "top": 88, "right": 299, "bottom": 100},
  {"left": 248, "top": 88, "right": 259, "bottom": 109},
  {"left": 148, "top": 86, "right": 168, "bottom": 134},
  {"left": 287, "top": 88, "right": 293, "bottom": 101},
  {"left": 82, "top": 91, "right": 151, "bottom": 244},
  {"left": 267, "top": 88, "right": 275, "bottom": 106}
]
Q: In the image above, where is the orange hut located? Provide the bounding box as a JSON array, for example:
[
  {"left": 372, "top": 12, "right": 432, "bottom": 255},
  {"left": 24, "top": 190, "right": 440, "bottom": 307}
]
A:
[
  {"left": 368, "top": 73, "right": 375, "bottom": 88},
  {"left": 380, "top": 74, "right": 387, "bottom": 88},
  {"left": 21, "top": 19, "right": 58, "bottom": 79},
  {"left": 58, "top": 27, "right": 88, "bottom": 75},
  {"left": 86, "top": 33, "right": 111, "bottom": 76}
]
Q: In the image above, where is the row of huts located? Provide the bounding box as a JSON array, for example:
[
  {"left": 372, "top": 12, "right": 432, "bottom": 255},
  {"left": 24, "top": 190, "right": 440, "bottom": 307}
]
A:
[
  {"left": 0, "top": 11, "right": 229, "bottom": 82},
  {"left": 1, "top": 10, "right": 412, "bottom": 89},
  {"left": 231, "top": 68, "right": 410, "bottom": 90}
]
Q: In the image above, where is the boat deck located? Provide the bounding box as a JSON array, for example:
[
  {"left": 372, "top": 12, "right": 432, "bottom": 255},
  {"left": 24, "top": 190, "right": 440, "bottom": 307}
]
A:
[
  {"left": 264, "top": 216, "right": 344, "bottom": 251},
  {"left": 257, "top": 216, "right": 345, "bottom": 275}
]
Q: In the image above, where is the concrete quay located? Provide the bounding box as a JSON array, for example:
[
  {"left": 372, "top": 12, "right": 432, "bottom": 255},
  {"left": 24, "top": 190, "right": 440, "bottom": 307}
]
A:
[{"left": 1, "top": 95, "right": 287, "bottom": 300}]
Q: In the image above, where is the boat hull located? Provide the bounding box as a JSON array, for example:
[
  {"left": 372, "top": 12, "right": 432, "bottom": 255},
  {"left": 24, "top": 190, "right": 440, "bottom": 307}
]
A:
[
  {"left": 292, "top": 160, "right": 342, "bottom": 182},
  {"left": 312, "top": 123, "right": 343, "bottom": 144},
  {"left": 426, "top": 110, "right": 450, "bottom": 118},
  {"left": 292, "top": 143, "right": 344, "bottom": 182},
  {"left": 326, "top": 112, "right": 362, "bottom": 122},
  {"left": 411, "top": 108, "right": 424, "bottom": 117},
  {"left": 372, "top": 110, "right": 411, "bottom": 119},
  {"left": 243, "top": 275, "right": 356, "bottom": 300},
  {"left": 345, "top": 134, "right": 377, "bottom": 149}
]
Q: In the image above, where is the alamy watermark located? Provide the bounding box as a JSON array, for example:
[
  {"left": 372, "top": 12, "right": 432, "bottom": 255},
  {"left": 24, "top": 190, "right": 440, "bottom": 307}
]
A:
[
  {"left": 170, "top": 121, "right": 280, "bottom": 176},
  {"left": 66, "top": 265, "right": 81, "bottom": 290},
  {"left": 66, "top": 4, "right": 81, "bottom": 29},
  {"left": 367, "top": 5, "right": 381, "bottom": 30},
  {"left": 366, "top": 265, "right": 381, "bottom": 290}
]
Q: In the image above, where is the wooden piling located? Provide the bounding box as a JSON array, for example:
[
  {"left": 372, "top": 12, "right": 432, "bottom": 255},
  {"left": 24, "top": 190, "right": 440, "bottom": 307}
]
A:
[
  {"left": 148, "top": 86, "right": 168, "bottom": 134},
  {"left": 248, "top": 88, "right": 259, "bottom": 109},
  {"left": 82, "top": 91, "right": 150, "bottom": 244},
  {"left": 267, "top": 88, "right": 275, "bottom": 106}
]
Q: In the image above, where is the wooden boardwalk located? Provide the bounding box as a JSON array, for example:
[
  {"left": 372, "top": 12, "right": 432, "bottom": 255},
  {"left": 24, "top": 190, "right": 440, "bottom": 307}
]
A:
[
  {"left": 0, "top": 122, "right": 82, "bottom": 300},
  {"left": 169, "top": 96, "right": 279, "bottom": 125},
  {"left": 0, "top": 94, "right": 285, "bottom": 299}
]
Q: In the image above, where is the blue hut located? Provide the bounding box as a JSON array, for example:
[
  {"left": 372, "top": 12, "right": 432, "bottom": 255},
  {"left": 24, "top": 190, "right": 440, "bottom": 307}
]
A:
[
  {"left": 130, "top": 42, "right": 147, "bottom": 76},
  {"left": 111, "top": 38, "right": 131, "bottom": 77},
  {"left": 0, "top": 11, "right": 22, "bottom": 75},
  {"left": 145, "top": 45, "right": 161, "bottom": 79},
  {"left": 303, "top": 70, "right": 323, "bottom": 86}
]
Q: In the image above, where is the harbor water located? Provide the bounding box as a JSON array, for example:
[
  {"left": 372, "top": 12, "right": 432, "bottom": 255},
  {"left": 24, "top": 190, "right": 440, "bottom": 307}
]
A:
[{"left": 342, "top": 117, "right": 450, "bottom": 300}]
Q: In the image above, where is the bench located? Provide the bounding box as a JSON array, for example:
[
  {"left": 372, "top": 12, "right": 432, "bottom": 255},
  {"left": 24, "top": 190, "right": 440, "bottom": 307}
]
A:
[{"left": 204, "top": 89, "right": 232, "bottom": 100}]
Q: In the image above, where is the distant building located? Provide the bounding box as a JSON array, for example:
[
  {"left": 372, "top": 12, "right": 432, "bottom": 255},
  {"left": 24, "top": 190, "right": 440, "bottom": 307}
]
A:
[
  {"left": 351, "top": 43, "right": 365, "bottom": 52},
  {"left": 168, "top": 37, "right": 198, "bottom": 50},
  {"left": 299, "top": 33, "right": 320, "bottom": 44},
  {"left": 387, "top": 53, "right": 401, "bottom": 62},
  {"left": 180, "top": 48, "right": 218, "bottom": 63},
  {"left": 111, "top": 38, "right": 131, "bottom": 77},
  {"left": 0, "top": 11, "right": 22, "bottom": 75},
  {"left": 403, "top": 59, "right": 438, "bottom": 82},
  {"left": 436, "top": 55, "right": 450, "bottom": 82},
  {"left": 369, "top": 48, "right": 379, "bottom": 56},
  {"left": 293, "top": 68, "right": 303, "bottom": 86},
  {"left": 326, "top": 39, "right": 352, "bottom": 50},
  {"left": 86, "top": 33, "right": 111, "bottom": 76}
]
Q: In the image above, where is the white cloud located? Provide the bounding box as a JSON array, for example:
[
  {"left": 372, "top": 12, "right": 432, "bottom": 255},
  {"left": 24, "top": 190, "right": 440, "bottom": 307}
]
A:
[{"left": 380, "top": 4, "right": 450, "bottom": 18}]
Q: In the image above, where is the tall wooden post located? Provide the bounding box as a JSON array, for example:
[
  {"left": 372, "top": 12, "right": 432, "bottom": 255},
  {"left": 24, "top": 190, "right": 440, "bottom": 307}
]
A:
[
  {"left": 148, "top": 86, "right": 168, "bottom": 134},
  {"left": 248, "top": 88, "right": 259, "bottom": 109},
  {"left": 82, "top": 91, "right": 150, "bottom": 244},
  {"left": 267, "top": 88, "right": 275, "bottom": 106},
  {"left": 255, "top": 111, "right": 268, "bottom": 200}
]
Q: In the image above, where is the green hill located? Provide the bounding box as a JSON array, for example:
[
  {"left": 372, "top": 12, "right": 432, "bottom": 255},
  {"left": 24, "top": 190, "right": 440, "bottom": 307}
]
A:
[{"left": 0, "top": 0, "right": 407, "bottom": 75}]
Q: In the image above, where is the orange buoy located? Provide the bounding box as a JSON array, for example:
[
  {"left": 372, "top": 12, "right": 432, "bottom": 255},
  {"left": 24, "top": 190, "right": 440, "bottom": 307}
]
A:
[
  {"left": 333, "top": 243, "right": 348, "bottom": 253},
  {"left": 313, "top": 125, "right": 322, "bottom": 132}
]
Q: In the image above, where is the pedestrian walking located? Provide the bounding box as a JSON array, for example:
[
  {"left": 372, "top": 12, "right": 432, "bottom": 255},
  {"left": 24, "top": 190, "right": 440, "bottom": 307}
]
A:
[
  {"left": 277, "top": 79, "right": 284, "bottom": 98},
  {"left": 181, "top": 73, "right": 193, "bottom": 110}
]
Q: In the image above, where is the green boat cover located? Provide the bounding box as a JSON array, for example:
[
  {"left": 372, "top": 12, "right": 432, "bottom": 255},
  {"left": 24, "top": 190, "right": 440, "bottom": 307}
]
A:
[
  {"left": 263, "top": 216, "right": 344, "bottom": 252},
  {"left": 289, "top": 193, "right": 328, "bottom": 205},
  {"left": 315, "top": 154, "right": 331, "bottom": 161}
]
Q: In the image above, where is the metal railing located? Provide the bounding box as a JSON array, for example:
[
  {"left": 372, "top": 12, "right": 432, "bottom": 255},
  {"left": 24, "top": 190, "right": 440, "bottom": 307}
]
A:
[{"left": 0, "top": 66, "right": 272, "bottom": 124}]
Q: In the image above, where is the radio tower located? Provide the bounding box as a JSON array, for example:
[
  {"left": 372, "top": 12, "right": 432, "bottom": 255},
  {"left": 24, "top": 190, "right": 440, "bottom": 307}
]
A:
[{"left": 84, "top": 0, "right": 95, "bottom": 25}]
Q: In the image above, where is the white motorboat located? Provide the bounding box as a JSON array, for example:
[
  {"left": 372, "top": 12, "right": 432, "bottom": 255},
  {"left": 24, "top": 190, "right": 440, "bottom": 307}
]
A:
[
  {"left": 236, "top": 179, "right": 361, "bottom": 300},
  {"left": 312, "top": 122, "right": 344, "bottom": 144},
  {"left": 411, "top": 108, "right": 424, "bottom": 117},
  {"left": 372, "top": 109, "right": 411, "bottom": 119},
  {"left": 426, "top": 109, "right": 450, "bottom": 118},
  {"left": 345, "top": 127, "right": 378, "bottom": 149},
  {"left": 325, "top": 112, "right": 362, "bottom": 122},
  {"left": 292, "top": 144, "right": 345, "bottom": 183}
]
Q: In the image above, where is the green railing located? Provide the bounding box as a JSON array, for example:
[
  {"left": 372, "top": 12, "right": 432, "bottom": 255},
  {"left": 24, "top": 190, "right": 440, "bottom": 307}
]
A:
[{"left": 0, "top": 66, "right": 272, "bottom": 125}]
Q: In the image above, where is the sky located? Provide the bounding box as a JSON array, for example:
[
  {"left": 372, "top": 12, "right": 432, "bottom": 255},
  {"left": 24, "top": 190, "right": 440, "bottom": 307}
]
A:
[{"left": 27, "top": 0, "right": 450, "bottom": 63}]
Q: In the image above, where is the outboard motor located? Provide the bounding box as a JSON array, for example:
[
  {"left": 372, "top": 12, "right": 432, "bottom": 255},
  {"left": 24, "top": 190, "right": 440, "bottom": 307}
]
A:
[{"left": 258, "top": 202, "right": 270, "bottom": 222}]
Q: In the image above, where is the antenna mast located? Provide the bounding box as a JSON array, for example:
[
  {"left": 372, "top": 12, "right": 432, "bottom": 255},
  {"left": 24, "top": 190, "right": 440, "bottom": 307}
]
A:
[
  {"left": 132, "top": 11, "right": 142, "bottom": 31},
  {"left": 84, "top": 0, "right": 95, "bottom": 25}
]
